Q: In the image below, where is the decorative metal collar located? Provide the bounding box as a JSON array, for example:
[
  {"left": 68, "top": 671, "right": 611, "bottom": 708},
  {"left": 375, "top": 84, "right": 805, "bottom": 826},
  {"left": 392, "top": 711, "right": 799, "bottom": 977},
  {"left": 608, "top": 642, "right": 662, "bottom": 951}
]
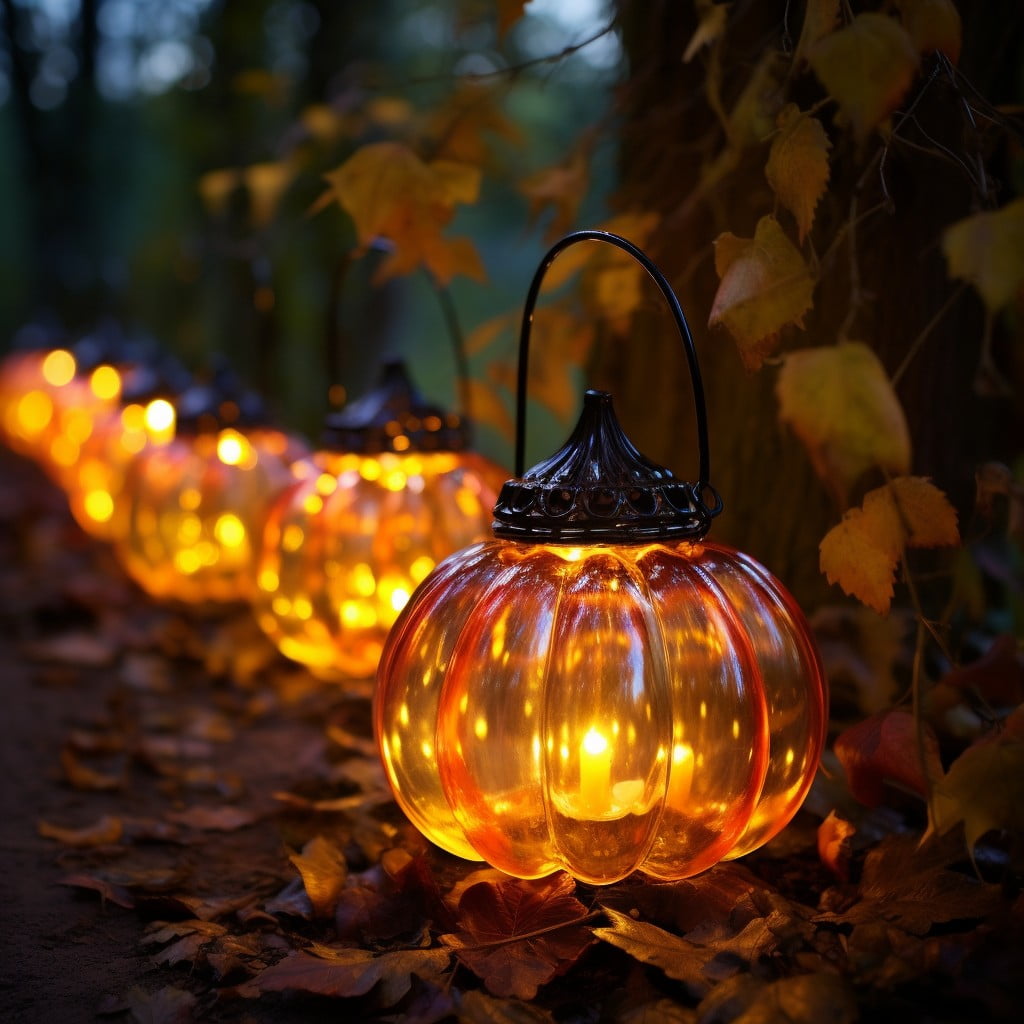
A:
[
  {"left": 320, "top": 360, "right": 471, "bottom": 455},
  {"left": 492, "top": 390, "right": 721, "bottom": 543}
]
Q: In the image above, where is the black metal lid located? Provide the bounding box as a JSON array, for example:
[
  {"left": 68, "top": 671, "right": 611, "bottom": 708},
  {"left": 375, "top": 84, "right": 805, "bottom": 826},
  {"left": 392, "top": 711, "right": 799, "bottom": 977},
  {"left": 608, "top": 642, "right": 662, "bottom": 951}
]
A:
[
  {"left": 174, "top": 361, "right": 269, "bottom": 435},
  {"left": 320, "top": 359, "right": 471, "bottom": 455},
  {"left": 492, "top": 390, "right": 721, "bottom": 543}
]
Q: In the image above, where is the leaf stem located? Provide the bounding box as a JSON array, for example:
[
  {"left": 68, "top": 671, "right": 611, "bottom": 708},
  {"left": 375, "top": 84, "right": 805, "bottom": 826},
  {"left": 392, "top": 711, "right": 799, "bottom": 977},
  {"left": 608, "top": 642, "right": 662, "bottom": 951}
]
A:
[
  {"left": 450, "top": 909, "right": 604, "bottom": 951},
  {"left": 891, "top": 283, "right": 966, "bottom": 387}
]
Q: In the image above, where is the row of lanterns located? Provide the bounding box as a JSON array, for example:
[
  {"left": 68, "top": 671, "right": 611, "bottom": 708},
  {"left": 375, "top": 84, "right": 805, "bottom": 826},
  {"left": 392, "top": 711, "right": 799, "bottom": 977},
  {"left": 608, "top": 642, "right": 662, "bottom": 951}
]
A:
[{"left": 1, "top": 232, "right": 828, "bottom": 885}]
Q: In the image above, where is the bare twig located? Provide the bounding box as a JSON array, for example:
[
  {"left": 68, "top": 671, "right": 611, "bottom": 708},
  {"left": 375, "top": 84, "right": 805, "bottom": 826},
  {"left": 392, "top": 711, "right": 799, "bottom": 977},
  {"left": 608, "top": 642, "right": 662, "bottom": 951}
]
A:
[{"left": 891, "top": 283, "right": 967, "bottom": 387}]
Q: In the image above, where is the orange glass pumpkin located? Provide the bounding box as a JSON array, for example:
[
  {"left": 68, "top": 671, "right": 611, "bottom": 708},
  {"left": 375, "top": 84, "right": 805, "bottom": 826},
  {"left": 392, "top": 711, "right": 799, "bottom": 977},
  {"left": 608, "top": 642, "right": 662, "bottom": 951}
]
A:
[
  {"left": 374, "top": 231, "right": 828, "bottom": 884},
  {"left": 116, "top": 373, "right": 307, "bottom": 604},
  {"left": 254, "top": 361, "right": 507, "bottom": 681}
]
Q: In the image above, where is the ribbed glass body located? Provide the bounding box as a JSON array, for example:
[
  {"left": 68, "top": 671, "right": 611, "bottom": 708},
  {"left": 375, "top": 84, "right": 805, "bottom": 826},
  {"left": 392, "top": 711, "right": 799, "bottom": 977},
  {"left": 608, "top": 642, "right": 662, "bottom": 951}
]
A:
[
  {"left": 254, "top": 449, "right": 507, "bottom": 680},
  {"left": 374, "top": 539, "right": 826, "bottom": 884},
  {"left": 116, "top": 427, "right": 304, "bottom": 603}
]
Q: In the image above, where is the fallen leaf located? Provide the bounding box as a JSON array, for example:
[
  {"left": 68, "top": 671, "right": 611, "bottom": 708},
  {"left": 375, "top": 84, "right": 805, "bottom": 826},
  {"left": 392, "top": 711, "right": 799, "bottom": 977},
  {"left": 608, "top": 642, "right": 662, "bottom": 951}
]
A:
[
  {"left": 165, "top": 805, "right": 261, "bottom": 832},
  {"left": 60, "top": 746, "right": 123, "bottom": 791},
  {"left": 709, "top": 215, "right": 815, "bottom": 370},
  {"left": 835, "top": 708, "right": 943, "bottom": 807},
  {"left": 942, "top": 198, "right": 1024, "bottom": 312},
  {"left": 928, "top": 720, "right": 1024, "bottom": 856},
  {"left": 619, "top": 999, "right": 697, "bottom": 1024},
  {"left": 896, "top": 0, "right": 962, "bottom": 63},
  {"left": 456, "top": 988, "right": 557, "bottom": 1023},
  {"left": 58, "top": 873, "right": 135, "bottom": 909},
  {"left": 765, "top": 105, "right": 831, "bottom": 242},
  {"left": 289, "top": 835, "right": 347, "bottom": 919},
  {"left": 441, "top": 873, "right": 595, "bottom": 1000},
  {"left": 726, "top": 973, "right": 858, "bottom": 1024},
  {"left": 38, "top": 814, "right": 123, "bottom": 847},
  {"left": 592, "top": 907, "right": 717, "bottom": 996},
  {"left": 818, "top": 810, "right": 856, "bottom": 881},
  {"left": 777, "top": 342, "right": 911, "bottom": 505},
  {"left": 244, "top": 947, "right": 450, "bottom": 1006},
  {"left": 807, "top": 13, "right": 918, "bottom": 141},
  {"left": 126, "top": 985, "right": 196, "bottom": 1024}
]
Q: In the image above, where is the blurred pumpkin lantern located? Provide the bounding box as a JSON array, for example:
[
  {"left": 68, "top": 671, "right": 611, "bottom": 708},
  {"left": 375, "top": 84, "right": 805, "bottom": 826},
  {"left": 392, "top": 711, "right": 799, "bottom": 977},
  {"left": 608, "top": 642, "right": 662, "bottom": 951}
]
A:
[
  {"left": 116, "top": 367, "right": 307, "bottom": 604},
  {"left": 254, "top": 360, "right": 507, "bottom": 682},
  {"left": 374, "top": 231, "right": 827, "bottom": 884},
  {"left": 62, "top": 354, "right": 190, "bottom": 543}
]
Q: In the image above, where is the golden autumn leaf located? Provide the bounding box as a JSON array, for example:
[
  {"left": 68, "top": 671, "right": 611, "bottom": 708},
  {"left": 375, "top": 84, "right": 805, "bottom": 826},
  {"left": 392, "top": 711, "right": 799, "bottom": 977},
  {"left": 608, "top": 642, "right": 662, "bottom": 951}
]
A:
[
  {"left": 808, "top": 13, "right": 918, "bottom": 141},
  {"left": 319, "top": 141, "right": 485, "bottom": 286},
  {"left": 198, "top": 167, "right": 241, "bottom": 217},
  {"left": 776, "top": 341, "right": 910, "bottom": 503},
  {"left": 765, "top": 105, "right": 831, "bottom": 243},
  {"left": 290, "top": 835, "right": 347, "bottom": 919},
  {"left": 942, "top": 198, "right": 1024, "bottom": 312},
  {"left": 896, "top": 0, "right": 962, "bottom": 64},
  {"left": 519, "top": 148, "right": 590, "bottom": 240},
  {"left": 425, "top": 82, "right": 524, "bottom": 167},
  {"left": 820, "top": 477, "right": 959, "bottom": 614},
  {"left": 709, "top": 215, "right": 815, "bottom": 370},
  {"left": 242, "top": 161, "right": 293, "bottom": 227},
  {"left": 682, "top": 0, "right": 727, "bottom": 63},
  {"left": 464, "top": 378, "right": 516, "bottom": 444},
  {"left": 793, "top": 0, "right": 840, "bottom": 67}
]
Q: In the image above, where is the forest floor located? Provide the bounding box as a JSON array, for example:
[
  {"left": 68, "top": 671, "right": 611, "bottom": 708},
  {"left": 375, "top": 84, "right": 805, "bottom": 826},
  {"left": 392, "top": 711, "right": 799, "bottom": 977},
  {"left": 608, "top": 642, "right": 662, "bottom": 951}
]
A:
[{"left": 1, "top": 446, "right": 1023, "bottom": 1024}]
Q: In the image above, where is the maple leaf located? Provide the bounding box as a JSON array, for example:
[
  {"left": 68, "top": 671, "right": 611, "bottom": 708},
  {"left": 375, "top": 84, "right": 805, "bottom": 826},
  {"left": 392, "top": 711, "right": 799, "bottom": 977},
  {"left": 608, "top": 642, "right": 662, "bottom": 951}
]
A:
[
  {"left": 896, "top": 0, "right": 962, "bottom": 64},
  {"left": 942, "top": 198, "right": 1024, "bottom": 312},
  {"left": 808, "top": 13, "right": 918, "bottom": 142},
  {"left": 709, "top": 215, "right": 815, "bottom": 369},
  {"left": 519, "top": 147, "right": 591, "bottom": 241},
  {"left": 426, "top": 81, "right": 524, "bottom": 167},
  {"left": 817, "top": 810, "right": 856, "bottom": 881},
  {"left": 793, "top": 0, "right": 840, "bottom": 67},
  {"left": 928, "top": 715, "right": 1024, "bottom": 856},
  {"left": 441, "top": 873, "right": 595, "bottom": 1000},
  {"left": 819, "top": 477, "right": 959, "bottom": 614},
  {"left": 289, "top": 835, "right": 347, "bottom": 919},
  {"left": 245, "top": 947, "right": 450, "bottom": 1005},
  {"left": 318, "top": 141, "right": 485, "bottom": 286},
  {"left": 776, "top": 342, "right": 911, "bottom": 505},
  {"left": 834, "top": 709, "right": 942, "bottom": 807},
  {"left": 765, "top": 105, "right": 831, "bottom": 243}
]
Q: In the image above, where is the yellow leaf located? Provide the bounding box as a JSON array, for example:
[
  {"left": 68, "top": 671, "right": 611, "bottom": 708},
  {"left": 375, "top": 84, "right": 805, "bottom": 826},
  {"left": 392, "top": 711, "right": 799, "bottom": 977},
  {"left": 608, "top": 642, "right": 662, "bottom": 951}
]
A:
[
  {"left": 820, "top": 477, "right": 959, "bottom": 614},
  {"left": 793, "top": 0, "right": 840, "bottom": 66},
  {"left": 820, "top": 507, "right": 899, "bottom": 615},
  {"left": 709, "top": 215, "right": 816, "bottom": 370},
  {"left": 765, "top": 105, "right": 831, "bottom": 243},
  {"left": 683, "top": 1, "right": 727, "bottom": 63},
  {"left": 929, "top": 720, "right": 1024, "bottom": 855},
  {"left": 942, "top": 198, "right": 1024, "bottom": 312},
  {"left": 424, "top": 82, "right": 524, "bottom": 167},
  {"left": 896, "top": 0, "right": 962, "bottom": 64},
  {"left": 198, "top": 168, "right": 241, "bottom": 217},
  {"left": 464, "top": 378, "right": 515, "bottom": 444},
  {"left": 808, "top": 13, "right": 918, "bottom": 142},
  {"left": 290, "top": 835, "right": 347, "bottom": 919},
  {"left": 862, "top": 476, "right": 960, "bottom": 549},
  {"left": 242, "top": 161, "right": 293, "bottom": 227},
  {"left": 519, "top": 149, "right": 590, "bottom": 240},
  {"left": 319, "top": 142, "right": 484, "bottom": 285},
  {"left": 777, "top": 341, "right": 911, "bottom": 503}
]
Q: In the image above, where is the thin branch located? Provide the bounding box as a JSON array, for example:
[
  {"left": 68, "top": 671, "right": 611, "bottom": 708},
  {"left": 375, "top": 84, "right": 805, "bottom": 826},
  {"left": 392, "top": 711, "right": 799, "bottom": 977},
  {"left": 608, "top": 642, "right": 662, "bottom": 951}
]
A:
[
  {"left": 429, "top": 277, "right": 473, "bottom": 422},
  {"left": 449, "top": 910, "right": 604, "bottom": 951},
  {"left": 891, "top": 283, "right": 967, "bottom": 387}
]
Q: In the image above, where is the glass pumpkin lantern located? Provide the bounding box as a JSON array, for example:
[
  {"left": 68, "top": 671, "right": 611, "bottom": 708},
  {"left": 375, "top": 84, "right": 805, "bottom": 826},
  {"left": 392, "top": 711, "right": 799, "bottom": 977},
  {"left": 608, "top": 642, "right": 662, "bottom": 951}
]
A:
[
  {"left": 116, "top": 369, "right": 307, "bottom": 605},
  {"left": 374, "top": 231, "right": 828, "bottom": 885},
  {"left": 254, "top": 360, "right": 508, "bottom": 682}
]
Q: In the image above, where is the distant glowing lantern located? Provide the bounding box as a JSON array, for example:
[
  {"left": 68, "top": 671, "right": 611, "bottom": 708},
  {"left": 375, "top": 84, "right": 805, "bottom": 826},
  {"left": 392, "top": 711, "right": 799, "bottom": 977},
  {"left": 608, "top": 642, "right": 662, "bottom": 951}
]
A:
[
  {"left": 374, "top": 231, "right": 827, "bottom": 884},
  {"left": 116, "top": 371, "right": 306, "bottom": 604},
  {"left": 254, "top": 360, "right": 507, "bottom": 682},
  {"left": 61, "top": 356, "right": 190, "bottom": 543}
]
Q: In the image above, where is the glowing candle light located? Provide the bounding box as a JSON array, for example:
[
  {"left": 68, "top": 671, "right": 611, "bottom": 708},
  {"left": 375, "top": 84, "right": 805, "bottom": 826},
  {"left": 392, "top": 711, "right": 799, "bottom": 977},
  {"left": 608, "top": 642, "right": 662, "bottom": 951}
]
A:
[
  {"left": 580, "top": 728, "right": 612, "bottom": 817},
  {"left": 667, "top": 742, "right": 695, "bottom": 809}
]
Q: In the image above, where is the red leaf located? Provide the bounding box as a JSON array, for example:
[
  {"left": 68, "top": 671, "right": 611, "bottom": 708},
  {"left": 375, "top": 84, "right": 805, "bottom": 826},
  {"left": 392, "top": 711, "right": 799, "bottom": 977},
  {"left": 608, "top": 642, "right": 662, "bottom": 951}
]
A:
[
  {"left": 441, "top": 873, "right": 595, "bottom": 1000},
  {"left": 940, "top": 634, "right": 1024, "bottom": 708},
  {"left": 817, "top": 811, "right": 856, "bottom": 881},
  {"left": 835, "top": 709, "right": 942, "bottom": 807}
]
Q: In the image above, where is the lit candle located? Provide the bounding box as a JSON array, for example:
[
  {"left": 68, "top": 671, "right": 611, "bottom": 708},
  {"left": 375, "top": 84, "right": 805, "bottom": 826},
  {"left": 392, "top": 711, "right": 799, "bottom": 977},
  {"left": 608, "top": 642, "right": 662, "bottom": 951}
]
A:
[
  {"left": 667, "top": 742, "right": 694, "bottom": 808},
  {"left": 580, "top": 727, "right": 612, "bottom": 816}
]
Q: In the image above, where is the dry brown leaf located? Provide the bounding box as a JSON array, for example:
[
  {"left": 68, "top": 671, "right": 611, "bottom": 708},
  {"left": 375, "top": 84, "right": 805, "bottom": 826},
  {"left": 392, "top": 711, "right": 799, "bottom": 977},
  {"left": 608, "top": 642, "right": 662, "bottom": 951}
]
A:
[
  {"left": 818, "top": 810, "right": 856, "bottom": 881},
  {"left": 766, "top": 105, "right": 831, "bottom": 242},
  {"left": 709, "top": 215, "right": 815, "bottom": 369},
  {"left": 808, "top": 12, "right": 918, "bottom": 141},
  {"left": 38, "top": 814, "right": 124, "bottom": 848},
  {"left": 777, "top": 341, "right": 911, "bottom": 504}
]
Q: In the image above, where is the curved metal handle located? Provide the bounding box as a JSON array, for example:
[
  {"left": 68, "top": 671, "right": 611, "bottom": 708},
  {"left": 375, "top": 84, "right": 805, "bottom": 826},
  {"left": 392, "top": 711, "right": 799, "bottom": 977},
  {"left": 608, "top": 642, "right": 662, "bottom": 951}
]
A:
[{"left": 514, "top": 230, "right": 712, "bottom": 491}]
